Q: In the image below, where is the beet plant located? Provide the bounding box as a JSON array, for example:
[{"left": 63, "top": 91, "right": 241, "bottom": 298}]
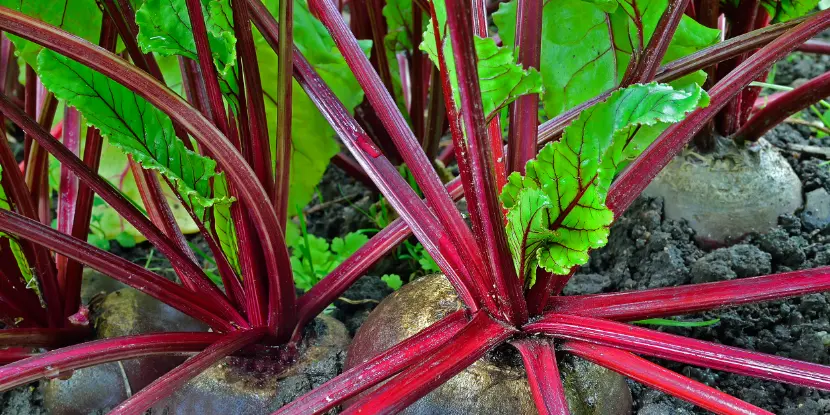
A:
[{"left": 0, "top": 0, "right": 829, "bottom": 414}]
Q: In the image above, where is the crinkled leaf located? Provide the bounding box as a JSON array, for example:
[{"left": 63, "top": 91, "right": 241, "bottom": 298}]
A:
[
  {"left": 37, "top": 50, "right": 231, "bottom": 222},
  {"left": 761, "top": 0, "right": 819, "bottom": 23},
  {"left": 420, "top": 0, "right": 543, "bottom": 119},
  {"left": 493, "top": 0, "right": 719, "bottom": 119},
  {"left": 0, "top": 0, "right": 101, "bottom": 68},
  {"left": 0, "top": 165, "right": 33, "bottom": 284},
  {"left": 257, "top": 0, "right": 371, "bottom": 215},
  {"left": 502, "top": 83, "right": 707, "bottom": 283},
  {"left": 136, "top": 0, "right": 239, "bottom": 106}
]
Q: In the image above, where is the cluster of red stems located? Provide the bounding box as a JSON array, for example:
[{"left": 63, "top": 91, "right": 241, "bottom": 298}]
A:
[{"left": 0, "top": 0, "right": 829, "bottom": 414}]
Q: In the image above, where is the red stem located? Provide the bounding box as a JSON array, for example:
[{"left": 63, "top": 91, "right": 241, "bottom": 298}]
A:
[
  {"left": 293, "top": 178, "right": 465, "bottom": 336},
  {"left": 0, "top": 332, "right": 219, "bottom": 392},
  {"left": 629, "top": 0, "right": 692, "bottom": 83},
  {"left": 444, "top": 0, "right": 527, "bottom": 324},
  {"left": 0, "top": 209, "right": 237, "bottom": 331},
  {"left": 549, "top": 266, "right": 830, "bottom": 321},
  {"left": 0, "top": 349, "right": 33, "bottom": 365},
  {"left": 536, "top": 17, "right": 806, "bottom": 146},
  {"left": 512, "top": 338, "right": 570, "bottom": 415},
  {"left": 230, "top": 0, "right": 275, "bottom": 201},
  {"left": 607, "top": 9, "right": 830, "bottom": 218},
  {"left": 410, "top": 4, "right": 425, "bottom": 143},
  {"left": 229, "top": 0, "right": 293, "bottom": 336},
  {"left": 0, "top": 6, "right": 297, "bottom": 338},
  {"left": 527, "top": 314, "right": 830, "bottom": 390},
  {"left": 506, "top": 0, "right": 543, "bottom": 175},
  {"left": 734, "top": 70, "right": 830, "bottom": 142},
  {"left": 55, "top": 106, "right": 81, "bottom": 284},
  {"left": 57, "top": 19, "right": 114, "bottom": 315},
  {"left": 109, "top": 329, "right": 265, "bottom": 414},
  {"left": 251, "top": 0, "right": 482, "bottom": 312},
  {"left": 714, "top": 0, "right": 760, "bottom": 136},
  {"left": 0, "top": 93, "right": 245, "bottom": 327},
  {"left": 342, "top": 312, "right": 516, "bottom": 414},
  {"left": 0, "top": 327, "right": 88, "bottom": 348},
  {"left": 61, "top": 127, "right": 104, "bottom": 317},
  {"left": 275, "top": 311, "right": 468, "bottom": 415},
  {"left": 426, "top": 3, "right": 498, "bottom": 313},
  {"left": 563, "top": 341, "right": 772, "bottom": 415},
  {"left": 307, "top": 0, "right": 492, "bottom": 309},
  {"left": 797, "top": 39, "right": 830, "bottom": 54},
  {"left": 273, "top": 0, "right": 293, "bottom": 225}
]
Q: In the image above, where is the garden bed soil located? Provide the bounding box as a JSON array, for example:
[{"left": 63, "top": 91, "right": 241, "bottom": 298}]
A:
[{"left": 4, "top": 46, "right": 830, "bottom": 415}]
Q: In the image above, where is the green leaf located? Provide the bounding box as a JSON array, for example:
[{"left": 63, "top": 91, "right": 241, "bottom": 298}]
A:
[
  {"left": 420, "top": 0, "right": 543, "bottom": 119},
  {"left": 493, "top": 0, "right": 719, "bottom": 119},
  {"left": 381, "top": 274, "right": 404, "bottom": 290},
  {"left": 0, "top": 0, "right": 102, "bottom": 68},
  {"left": 257, "top": 0, "right": 371, "bottom": 215},
  {"left": 502, "top": 83, "right": 707, "bottom": 284},
  {"left": 331, "top": 232, "right": 369, "bottom": 263},
  {"left": 0, "top": 165, "right": 33, "bottom": 284},
  {"left": 84, "top": 140, "right": 199, "bottom": 243},
  {"left": 114, "top": 231, "right": 137, "bottom": 248},
  {"left": 213, "top": 176, "right": 240, "bottom": 274},
  {"left": 383, "top": 0, "right": 415, "bottom": 52},
  {"left": 289, "top": 230, "right": 369, "bottom": 291},
  {"left": 136, "top": 0, "right": 239, "bottom": 106},
  {"left": 37, "top": 50, "right": 232, "bottom": 222},
  {"left": 762, "top": 0, "right": 819, "bottom": 22}
]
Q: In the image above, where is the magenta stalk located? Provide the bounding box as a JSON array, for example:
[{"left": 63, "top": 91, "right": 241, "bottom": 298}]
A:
[
  {"left": 733, "top": 70, "right": 830, "bottom": 142},
  {"left": 549, "top": 266, "right": 830, "bottom": 321},
  {"left": 275, "top": 311, "right": 468, "bottom": 415},
  {"left": 0, "top": 332, "right": 220, "bottom": 392},
  {"left": 109, "top": 329, "right": 266, "bottom": 414},
  {"left": 512, "top": 338, "right": 570, "bottom": 415},
  {"left": 528, "top": 314, "right": 830, "bottom": 390},
  {"left": 563, "top": 341, "right": 772, "bottom": 415},
  {"left": 342, "top": 312, "right": 516, "bottom": 414}
]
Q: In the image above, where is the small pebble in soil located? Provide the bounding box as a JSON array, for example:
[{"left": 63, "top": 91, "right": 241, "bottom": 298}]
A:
[{"left": 802, "top": 188, "right": 830, "bottom": 231}]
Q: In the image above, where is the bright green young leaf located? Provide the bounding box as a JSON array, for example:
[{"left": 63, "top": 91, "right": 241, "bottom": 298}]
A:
[
  {"left": 420, "top": 0, "right": 542, "bottom": 119},
  {"left": 381, "top": 274, "right": 404, "bottom": 290},
  {"left": 37, "top": 50, "right": 231, "bottom": 222},
  {"left": 762, "top": 0, "right": 819, "bottom": 23},
  {"left": 289, "top": 231, "right": 369, "bottom": 291},
  {"left": 0, "top": 165, "right": 33, "bottom": 284},
  {"left": 501, "top": 83, "right": 707, "bottom": 285},
  {"left": 493, "top": 0, "right": 719, "bottom": 119},
  {"left": 331, "top": 232, "right": 370, "bottom": 263},
  {"left": 0, "top": 0, "right": 102, "bottom": 68}
]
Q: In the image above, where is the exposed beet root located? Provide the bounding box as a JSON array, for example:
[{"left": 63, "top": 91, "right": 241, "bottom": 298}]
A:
[
  {"left": 153, "top": 314, "right": 349, "bottom": 414},
  {"left": 42, "top": 286, "right": 207, "bottom": 414},
  {"left": 347, "top": 275, "right": 632, "bottom": 415},
  {"left": 644, "top": 137, "right": 801, "bottom": 245}
]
